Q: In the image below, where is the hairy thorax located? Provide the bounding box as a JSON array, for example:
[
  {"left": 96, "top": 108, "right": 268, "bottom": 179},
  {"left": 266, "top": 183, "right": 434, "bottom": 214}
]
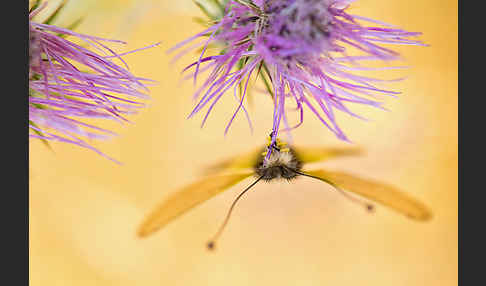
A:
[{"left": 254, "top": 146, "right": 303, "bottom": 181}]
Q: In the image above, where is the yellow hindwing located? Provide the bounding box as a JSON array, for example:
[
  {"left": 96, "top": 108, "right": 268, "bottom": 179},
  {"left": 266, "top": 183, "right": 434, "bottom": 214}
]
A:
[{"left": 305, "top": 169, "right": 432, "bottom": 221}]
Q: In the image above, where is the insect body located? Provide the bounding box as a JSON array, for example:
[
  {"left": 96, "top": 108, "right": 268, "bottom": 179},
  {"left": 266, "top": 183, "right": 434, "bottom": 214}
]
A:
[
  {"left": 255, "top": 137, "right": 302, "bottom": 181},
  {"left": 137, "top": 135, "right": 431, "bottom": 250}
]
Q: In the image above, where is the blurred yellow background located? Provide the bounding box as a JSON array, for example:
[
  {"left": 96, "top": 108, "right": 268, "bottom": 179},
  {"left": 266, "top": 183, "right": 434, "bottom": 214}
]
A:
[{"left": 30, "top": 0, "right": 457, "bottom": 285}]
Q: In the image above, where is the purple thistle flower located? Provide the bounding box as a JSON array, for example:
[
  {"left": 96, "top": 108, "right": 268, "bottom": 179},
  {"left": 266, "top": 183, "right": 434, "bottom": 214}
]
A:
[
  {"left": 29, "top": 3, "right": 159, "bottom": 163},
  {"left": 172, "top": 0, "right": 425, "bottom": 160}
]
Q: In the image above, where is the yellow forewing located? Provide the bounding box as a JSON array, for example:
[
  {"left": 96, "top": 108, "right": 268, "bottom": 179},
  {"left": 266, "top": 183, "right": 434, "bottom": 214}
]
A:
[
  {"left": 305, "top": 169, "right": 432, "bottom": 221},
  {"left": 137, "top": 172, "right": 253, "bottom": 238},
  {"left": 204, "top": 148, "right": 262, "bottom": 174},
  {"left": 293, "top": 146, "right": 363, "bottom": 164},
  {"left": 205, "top": 146, "right": 362, "bottom": 174}
]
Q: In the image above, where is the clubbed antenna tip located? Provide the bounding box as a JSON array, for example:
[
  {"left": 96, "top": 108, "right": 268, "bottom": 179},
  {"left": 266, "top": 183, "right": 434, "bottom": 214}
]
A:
[{"left": 206, "top": 241, "right": 215, "bottom": 251}]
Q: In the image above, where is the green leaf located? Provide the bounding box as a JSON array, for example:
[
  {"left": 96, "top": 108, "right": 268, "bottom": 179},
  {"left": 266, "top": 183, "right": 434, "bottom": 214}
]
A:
[
  {"left": 260, "top": 63, "right": 274, "bottom": 100},
  {"left": 237, "top": 58, "right": 245, "bottom": 99},
  {"left": 44, "top": 0, "right": 68, "bottom": 25},
  {"left": 233, "top": 0, "right": 260, "bottom": 14},
  {"left": 218, "top": 47, "right": 228, "bottom": 55},
  {"left": 193, "top": 16, "right": 211, "bottom": 27},
  {"left": 244, "top": 71, "right": 255, "bottom": 110},
  {"left": 29, "top": 120, "right": 53, "bottom": 150},
  {"left": 57, "top": 17, "right": 84, "bottom": 37},
  {"left": 66, "top": 17, "right": 84, "bottom": 31},
  {"left": 194, "top": 43, "right": 220, "bottom": 55},
  {"left": 208, "top": 0, "right": 225, "bottom": 15},
  {"left": 29, "top": 0, "right": 42, "bottom": 13},
  {"left": 193, "top": 0, "right": 217, "bottom": 21},
  {"left": 29, "top": 73, "right": 42, "bottom": 81},
  {"left": 236, "top": 56, "right": 251, "bottom": 98},
  {"left": 30, "top": 102, "right": 47, "bottom": 110}
]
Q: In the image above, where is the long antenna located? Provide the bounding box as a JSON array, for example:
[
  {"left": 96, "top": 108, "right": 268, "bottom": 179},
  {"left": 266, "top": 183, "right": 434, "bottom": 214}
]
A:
[
  {"left": 288, "top": 168, "right": 375, "bottom": 212},
  {"left": 207, "top": 175, "right": 265, "bottom": 251}
]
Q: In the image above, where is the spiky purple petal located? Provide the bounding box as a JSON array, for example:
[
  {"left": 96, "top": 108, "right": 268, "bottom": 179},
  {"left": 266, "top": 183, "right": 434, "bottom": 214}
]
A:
[
  {"left": 29, "top": 6, "right": 159, "bottom": 162},
  {"left": 172, "top": 0, "right": 424, "bottom": 161}
]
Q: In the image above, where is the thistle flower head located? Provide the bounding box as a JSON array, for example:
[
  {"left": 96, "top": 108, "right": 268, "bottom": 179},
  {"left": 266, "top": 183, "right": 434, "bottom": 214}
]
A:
[
  {"left": 29, "top": 2, "right": 159, "bottom": 162},
  {"left": 173, "top": 0, "right": 425, "bottom": 160}
]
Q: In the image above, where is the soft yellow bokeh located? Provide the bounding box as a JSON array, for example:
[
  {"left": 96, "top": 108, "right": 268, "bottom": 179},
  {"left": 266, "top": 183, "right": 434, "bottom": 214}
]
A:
[{"left": 30, "top": 1, "right": 457, "bottom": 285}]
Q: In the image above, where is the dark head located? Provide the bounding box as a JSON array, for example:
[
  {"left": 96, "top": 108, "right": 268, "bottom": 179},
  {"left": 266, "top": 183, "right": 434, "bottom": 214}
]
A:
[
  {"left": 254, "top": 137, "right": 303, "bottom": 181},
  {"left": 206, "top": 241, "right": 215, "bottom": 251}
]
